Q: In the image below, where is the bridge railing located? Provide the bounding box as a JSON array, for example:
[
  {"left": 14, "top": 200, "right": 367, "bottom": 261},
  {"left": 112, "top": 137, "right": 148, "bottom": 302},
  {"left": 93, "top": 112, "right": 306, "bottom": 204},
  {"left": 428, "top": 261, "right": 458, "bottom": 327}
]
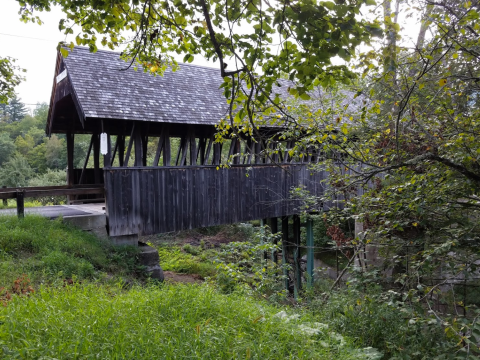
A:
[
  {"left": 0, "top": 185, "right": 104, "bottom": 218},
  {"left": 104, "top": 164, "right": 327, "bottom": 236}
]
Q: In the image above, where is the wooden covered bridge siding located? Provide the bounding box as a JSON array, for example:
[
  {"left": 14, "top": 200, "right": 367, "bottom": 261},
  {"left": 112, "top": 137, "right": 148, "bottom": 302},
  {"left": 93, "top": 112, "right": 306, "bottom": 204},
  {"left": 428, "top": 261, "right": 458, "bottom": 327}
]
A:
[{"left": 105, "top": 164, "right": 326, "bottom": 236}]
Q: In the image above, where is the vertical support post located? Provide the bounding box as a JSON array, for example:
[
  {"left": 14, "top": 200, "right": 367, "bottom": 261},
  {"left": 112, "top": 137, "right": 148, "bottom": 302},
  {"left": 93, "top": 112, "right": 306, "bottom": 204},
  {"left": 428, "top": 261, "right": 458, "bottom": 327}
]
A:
[
  {"left": 142, "top": 134, "right": 148, "bottom": 166},
  {"left": 463, "top": 273, "right": 467, "bottom": 317},
  {"left": 354, "top": 218, "right": 366, "bottom": 270},
  {"left": 189, "top": 128, "right": 196, "bottom": 166},
  {"left": 306, "top": 217, "right": 314, "bottom": 288},
  {"left": 124, "top": 123, "right": 136, "bottom": 167},
  {"left": 213, "top": 143, "right": 221, "bottom": 165},
  {"left": 163, "top": 126, "right": 171, "bottom": 166},
  {"left": 255, "top": 142, "right": 262, "bottom": 164},
  {"left": 228, "top": 138, "right": 240, "bottom": 164},
  {"left": 270, "top": 217, "right": 278, "bottom": 263},
  {"left": 197, "top": 137, "right": 206, "bottom": 165},
  {"left": 141, "top": 123, "right": 149, "bottom": 166},
  {"left": 266, "top": 141, "right": 272, "bottom": 164},
  {"left": 271, "top": 141, "right": 279, "bottom": 163},
  {"left": 134, "top": 125, "right": 143, "bottom": 167},
  {"left": 66, "top": 132, "right": 75, "bottom": 186},
  {"left": 179, "top": 136, "right": 189, "bottom": 166},
  {"left": 281, "top": 216, "right": 290, "bottom": 293},
  {"left": 261, "top": 218, "right": 268, "bottom": 261},
  {"left": 2, "top": 186, "right": 7, "bottom": 206},
  {"left": 93, "top": 133, "right": 101, "bottom": 184},
  {"left": 111, "top": 136, "right": 118, "bottom": 166},
  {"left": 16, "top": 191, "right": 24, "bottom": 219},
  {"left": 204, "top": 136, "right": 213, "bottom": 165},
  {"left": 78, "top": 135, "right": 93, "bottom": 185},
  {"left": 118, "top": 135, "right": 125, "bottom": 167},
  {"left": 259, "top": 218, "right": 267, "bottom": 262},
  {"left": 66, "top": 131, "right": 75, "bottom": 204},
  {"left": 153, "top": 132, "right": 165, "bottom": 166},
  {"left": 293, "top": 214, "right": 301, "bottom": 298},
  {"left": 245, "top": 138, "right": 253, "bottom": 164},
  {"left": 283, "top": 140, "right": 291, "bottom": 163}
]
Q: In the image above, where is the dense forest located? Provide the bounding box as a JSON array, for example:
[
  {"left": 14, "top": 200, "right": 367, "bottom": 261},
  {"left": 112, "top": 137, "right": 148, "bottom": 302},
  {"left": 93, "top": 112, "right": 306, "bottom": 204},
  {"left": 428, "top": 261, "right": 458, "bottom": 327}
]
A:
[{"left": 0, "top": 98, "right": 71, "bottom": 189}]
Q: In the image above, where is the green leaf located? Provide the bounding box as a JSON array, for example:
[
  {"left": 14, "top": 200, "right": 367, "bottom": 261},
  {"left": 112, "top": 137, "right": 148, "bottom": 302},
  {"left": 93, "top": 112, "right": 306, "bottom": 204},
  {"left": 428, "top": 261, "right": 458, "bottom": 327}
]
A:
[
  {"left": 322, "top": 1, "right": 335, "bottom": 10},
  {"left": 183, "top": 54, "right": 194, "bottom": 63},
  {"left": 60, "top": 48, "right": 69, "bottom": 58}
]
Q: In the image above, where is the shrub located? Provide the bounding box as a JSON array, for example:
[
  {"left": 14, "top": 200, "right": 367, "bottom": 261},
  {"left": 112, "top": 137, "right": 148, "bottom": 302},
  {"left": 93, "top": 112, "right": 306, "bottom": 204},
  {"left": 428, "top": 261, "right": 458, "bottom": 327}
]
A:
[
  {"left": 309, "top": 286, "right": 456, "bottom": 359},
  {"left": 213, "top": 229, "right": 287, "bottom": 300},
  {"left": 28, "top": 169, "right": 67, "bottom": 205},
  {"left": 183, "top": 243, "right": 200, "bottom": 255}
]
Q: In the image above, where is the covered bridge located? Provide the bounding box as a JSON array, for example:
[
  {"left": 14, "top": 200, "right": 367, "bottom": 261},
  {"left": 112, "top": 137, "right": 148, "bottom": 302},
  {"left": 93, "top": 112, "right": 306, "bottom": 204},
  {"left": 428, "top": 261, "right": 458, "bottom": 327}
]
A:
[{"left": 47, "top": 47, "right": 327, "bottom": 243}]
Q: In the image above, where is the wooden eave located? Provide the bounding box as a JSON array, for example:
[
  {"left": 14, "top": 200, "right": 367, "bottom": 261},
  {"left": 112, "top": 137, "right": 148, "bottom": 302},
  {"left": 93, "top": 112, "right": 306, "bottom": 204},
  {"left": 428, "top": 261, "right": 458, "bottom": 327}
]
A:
[{"left": 46, "top": 52, "right": 86, "bottom": 136}]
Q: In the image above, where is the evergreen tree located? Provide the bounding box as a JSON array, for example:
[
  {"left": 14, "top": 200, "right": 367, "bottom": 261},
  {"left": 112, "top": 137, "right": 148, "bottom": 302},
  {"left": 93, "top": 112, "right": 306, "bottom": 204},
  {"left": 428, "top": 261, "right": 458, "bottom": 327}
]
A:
[{"left": 6, "top": 96, "right": 28, "bottom": 122}]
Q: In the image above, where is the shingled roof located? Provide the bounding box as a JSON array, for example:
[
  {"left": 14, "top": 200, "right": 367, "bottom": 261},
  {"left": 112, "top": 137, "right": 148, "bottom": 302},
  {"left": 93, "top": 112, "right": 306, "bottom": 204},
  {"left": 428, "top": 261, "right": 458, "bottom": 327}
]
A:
[
  {"left": 62, "top": 47, "right": 228, "bottom": 125},
  {"left": 48, "top": 47, "right": 367, "bottom": 135}
]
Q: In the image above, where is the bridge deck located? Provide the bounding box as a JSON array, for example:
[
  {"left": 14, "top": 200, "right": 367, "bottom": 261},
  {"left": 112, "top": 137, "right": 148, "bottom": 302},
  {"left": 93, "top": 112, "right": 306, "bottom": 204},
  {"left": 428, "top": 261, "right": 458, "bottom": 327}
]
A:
[{"left": 0, "top": 204, "right": 105, "bottom": 219}]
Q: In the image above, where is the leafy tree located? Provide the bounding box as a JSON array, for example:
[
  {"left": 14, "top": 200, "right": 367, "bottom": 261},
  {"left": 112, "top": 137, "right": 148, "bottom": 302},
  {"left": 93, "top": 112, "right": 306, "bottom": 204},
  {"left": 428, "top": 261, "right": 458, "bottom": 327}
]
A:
[
  {"left": 16, "top": 115, "right": 43, "bottom": 134},
  {"left": 27, "top": 127, "right": 46, "bottom": 146},
  {"left": 15, "top": 134, "right": 35, "bottom": 155},
  {"left": 291, "top": 5, "right": 480, "bottom": 346},
  {"left": 0, "top": 155, "right": 34, "bottom": 187},
  {"left": 17, "top": 0, "right": 380, "bottom": 141},
  {"left": 0, "top": 57, "right": 24, "bottom": 105},
  {"left": 0, "top": 133, "right": 15, "bottom": 166},
  {"left": 45, "top": 134, "right": 67, "bottom": 169},
  {"left": 26, "top": 142, "right": 48, "bottom": 173},
  {"left": 33, "top": 102, "right": 49, "bottom": 123}
]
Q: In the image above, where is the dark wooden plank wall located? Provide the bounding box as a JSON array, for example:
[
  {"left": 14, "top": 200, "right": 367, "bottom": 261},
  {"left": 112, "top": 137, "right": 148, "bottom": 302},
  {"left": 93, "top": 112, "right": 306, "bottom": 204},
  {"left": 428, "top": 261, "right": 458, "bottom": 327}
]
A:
[{"left": 105, "top": 164, "right": 326, "bottom": 236}]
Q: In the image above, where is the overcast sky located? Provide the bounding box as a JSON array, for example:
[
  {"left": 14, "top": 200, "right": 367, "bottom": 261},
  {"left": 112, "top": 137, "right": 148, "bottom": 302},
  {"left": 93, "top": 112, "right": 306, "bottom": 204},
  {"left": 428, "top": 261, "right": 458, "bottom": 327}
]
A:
[{"left": 0, "top": 1, "right": 64, "bottom": 111}]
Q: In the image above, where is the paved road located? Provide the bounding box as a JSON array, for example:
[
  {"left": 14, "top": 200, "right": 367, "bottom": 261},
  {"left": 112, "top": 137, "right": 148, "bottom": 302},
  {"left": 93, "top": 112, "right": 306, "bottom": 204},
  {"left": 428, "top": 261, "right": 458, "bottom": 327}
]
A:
[{"left": 0, "top": 205, "right": 91, "bottom": 219}]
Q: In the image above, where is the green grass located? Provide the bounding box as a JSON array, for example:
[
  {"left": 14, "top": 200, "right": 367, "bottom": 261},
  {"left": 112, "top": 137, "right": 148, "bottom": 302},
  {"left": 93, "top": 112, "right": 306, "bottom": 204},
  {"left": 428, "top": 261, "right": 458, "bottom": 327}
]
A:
[
  {"left": 0, "top": 283, "right": 376, "bottom": 359},
  {"left": 156, "top": 244, "right": 217, "bottom": 278},
  {"left": 0, "top": 215, "right": 139, "bottom": 286},
  {"left": 0, "top": 199, "right": 44, "bottom": 209}
]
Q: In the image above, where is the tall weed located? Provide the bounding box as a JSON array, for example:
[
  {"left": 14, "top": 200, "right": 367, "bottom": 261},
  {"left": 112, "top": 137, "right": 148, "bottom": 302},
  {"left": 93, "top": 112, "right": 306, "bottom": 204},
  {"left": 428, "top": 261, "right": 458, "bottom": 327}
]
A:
[
  {"left": 0, "top": 283, "right": 378, "bottom": 359},
  {"left": 308, "top": 284, "right": 457, "bottom": 359}
]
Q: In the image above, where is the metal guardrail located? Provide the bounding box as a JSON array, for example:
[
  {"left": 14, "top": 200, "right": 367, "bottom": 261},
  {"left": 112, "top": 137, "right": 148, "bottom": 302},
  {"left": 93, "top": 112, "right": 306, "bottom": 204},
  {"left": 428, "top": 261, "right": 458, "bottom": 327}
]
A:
[{"left": 0, "top": 185, "right": 104, "bottom": 218}]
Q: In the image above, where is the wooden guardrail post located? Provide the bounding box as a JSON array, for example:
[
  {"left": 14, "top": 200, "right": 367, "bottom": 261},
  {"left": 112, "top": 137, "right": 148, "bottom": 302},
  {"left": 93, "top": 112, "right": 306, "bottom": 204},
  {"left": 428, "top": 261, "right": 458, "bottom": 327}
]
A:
[
  {"left": 17, "top": 190, "right": 25, "bottom": 218},
  {"left": 269, "top": 217, "right": 278, "bottom": 264},
  {"left": 2, "top": 186, "right": 6, "bottom": 206},
  {"left": 281, "top": 216, "right": 290, "bottom": 293},
  {"left": 293, "top": 214, "right": 301, "bottom": 299},
  {"left": 306, "top": 218, "right": 314, "bottom": 289}
]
